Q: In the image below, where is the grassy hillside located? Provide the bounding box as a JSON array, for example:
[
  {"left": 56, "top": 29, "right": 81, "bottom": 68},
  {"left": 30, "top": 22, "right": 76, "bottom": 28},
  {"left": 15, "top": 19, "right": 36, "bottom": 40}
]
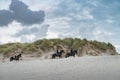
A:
[{"left": 0, "top": 38, "right": 117, "bottom": 58}]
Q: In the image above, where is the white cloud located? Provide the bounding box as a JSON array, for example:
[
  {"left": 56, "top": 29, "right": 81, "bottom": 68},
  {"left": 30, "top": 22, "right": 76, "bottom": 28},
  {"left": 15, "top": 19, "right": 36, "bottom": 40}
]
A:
[
  {"left": 21, "top": 0, "right": 60, "bottom": 13},
  {"left": 93, "top": 27, "right": 113, "bottom": 41},
  {"left": 19, "top": 34, "right": 36, "bottom": 42},
  {"left": 94, "top": 30, "right": 113, "bottom": 37},
  {"left": 44, "top": 17, "right": 71, "bottom": 39},
  {"left": 0, "top": 21, "right": 22, "bottom": 36},
  {"left": 0, "top": 21, "right": 49, "bottom": 44},
  {"left": 114, "top": 45, "right": 120, "bottom": 53},
  {"left": 88, "top": 0, "right": 99, "bottom": 7},
  {"left": 0, "top": 21, "right": 23, "bottom": 43},
  {"left": 0, "top": 36, "right": 21, "bottom": 44},
  {"left": 16, "top": 23, "right": 49, "bottom": 42},
  {"left": 45, "top": 17, "right": 71, "bottom": 32},
  {"left": 46, "top": 31, "right": 59, "bottom": 39},
  {"left": 105, "top": 19, "right": 114, "bottom": 23},
  {"left": 82, "top": 8, "right": 94, "bottom": 19},
  {"left": 0, "top": 0, "right": 11, "bottom": 10}
]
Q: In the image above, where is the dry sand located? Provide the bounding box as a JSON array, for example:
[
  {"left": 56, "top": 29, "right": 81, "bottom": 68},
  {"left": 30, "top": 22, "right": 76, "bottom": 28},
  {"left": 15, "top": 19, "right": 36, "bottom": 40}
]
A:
[{"left": 0, "top": 56, "right": 120, "bottom": 80}]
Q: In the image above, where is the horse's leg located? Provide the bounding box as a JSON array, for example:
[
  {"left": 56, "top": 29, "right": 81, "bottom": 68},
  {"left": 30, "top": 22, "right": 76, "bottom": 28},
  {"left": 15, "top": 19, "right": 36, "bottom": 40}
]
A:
[
  {"left": 15, "top": 56, "right": 18, "bottom": 61},
  {"left": 10, "top": 57, "right": 12, "bottom": 61},
  {"left": 67, "top": 53, "right": 71, "bottom": 58},
  {"left": 18, "top": 55, "right": 20, "bottom": 61},
  {"left": 52, "top": 54, "right": 55, "bottom": 59},
  {"left": 60, "top": 55, "right": 62, "bottom": 58},
  {"left": 10, "top": 57, "right": 13, "bottom": 61},
  {"left": 19, "top": 56, "right": 22, "bottom": 60},
  {"left": 19, "top": 54, "right": 22, "bottom": 60},
  {"left": 14, "top": 56, "right": 17, "bottom": 61},
  {"left": 73, "top": 54, "right": 75, "bottom": 57},
  {"left": 17, "top": 56, "right": 19, "bottom": 61},
  {"left": 65, "top": 54, "right": 68, "bottom": 58},
  {"left": 52, "top": 55, "right": 53, "bottom": 59},
  {"left": 59, "top": 55, "right": 62, "bottom": 58},
  {"left": 55, "top": 54, "right": 58, "bottom": 58},
  {"left": 12, "top": 57, "right": 14, "bottom": 61}
]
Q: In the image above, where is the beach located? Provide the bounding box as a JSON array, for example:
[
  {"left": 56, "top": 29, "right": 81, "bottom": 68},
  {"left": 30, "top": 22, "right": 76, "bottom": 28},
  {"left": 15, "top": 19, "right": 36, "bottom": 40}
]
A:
[{"left": 0, "top": 56, "right": 120, "bottom": 80}]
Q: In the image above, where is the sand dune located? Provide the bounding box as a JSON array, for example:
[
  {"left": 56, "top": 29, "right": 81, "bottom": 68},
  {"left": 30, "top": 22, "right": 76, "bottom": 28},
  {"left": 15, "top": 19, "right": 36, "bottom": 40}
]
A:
[{"left": 0, "top": 56, "right": 120, "bottom": 80}]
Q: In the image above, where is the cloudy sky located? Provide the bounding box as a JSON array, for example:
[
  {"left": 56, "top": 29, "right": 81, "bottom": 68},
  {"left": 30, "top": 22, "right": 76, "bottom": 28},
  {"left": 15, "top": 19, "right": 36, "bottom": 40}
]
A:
[{"left": 0, "top": 0, "right": 120, "bottom": 52}]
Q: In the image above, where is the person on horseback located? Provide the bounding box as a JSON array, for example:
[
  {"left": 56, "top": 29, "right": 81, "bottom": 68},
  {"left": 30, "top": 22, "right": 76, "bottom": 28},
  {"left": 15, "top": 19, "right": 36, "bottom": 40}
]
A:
[
  {"left": 70, "top": 49, "right": 73, "bottom": 53},
  {"left": 57, "top": 50, "right": 59, "bottom": 54},
  {"left": 52, "top": 50, "right": 64, "bottom": 59}
]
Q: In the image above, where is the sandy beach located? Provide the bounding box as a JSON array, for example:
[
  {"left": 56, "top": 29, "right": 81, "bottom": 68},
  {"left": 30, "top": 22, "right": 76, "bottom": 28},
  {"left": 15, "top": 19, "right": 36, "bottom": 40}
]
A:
[{"left": 0, "top": 56, "right": 120, "bottom": 80}]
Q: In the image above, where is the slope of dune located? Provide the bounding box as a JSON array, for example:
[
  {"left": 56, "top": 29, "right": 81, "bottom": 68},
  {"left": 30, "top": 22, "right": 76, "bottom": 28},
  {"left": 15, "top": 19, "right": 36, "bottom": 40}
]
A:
[{"left": 0, "top": 38, "right": 118, "bottom": 59}]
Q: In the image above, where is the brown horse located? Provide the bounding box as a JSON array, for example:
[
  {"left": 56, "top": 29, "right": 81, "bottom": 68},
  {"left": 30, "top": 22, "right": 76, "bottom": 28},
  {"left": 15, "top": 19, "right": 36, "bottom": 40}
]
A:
[
  {"left": 52, "top": 50, "right": 64, "bottom": 59},
  {"left": 10, "top": 53, "right": 22, "bottom": 61},
  {"left": 65, "top": 50, "right": 77, "bottom": 58}
]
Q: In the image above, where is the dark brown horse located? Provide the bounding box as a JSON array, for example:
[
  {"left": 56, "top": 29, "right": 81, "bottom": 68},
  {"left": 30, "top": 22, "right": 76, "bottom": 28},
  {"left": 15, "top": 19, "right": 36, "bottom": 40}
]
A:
[
  {"left": 65, "top": 50, "right": 77, "bottom": 58},
  {"left": 52, "top": 50, "right": 64, "bottom": 59},
  {"left": 10, "top": 53, "right": 22, "bottom": 61}
]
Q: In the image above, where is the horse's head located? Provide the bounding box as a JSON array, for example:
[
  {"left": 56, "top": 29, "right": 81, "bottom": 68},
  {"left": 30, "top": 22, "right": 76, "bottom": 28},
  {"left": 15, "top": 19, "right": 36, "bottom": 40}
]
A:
[
  {"left": 18, "top": 53, "right": 22, "bottom": 57},
  {"left": 73, "top": 50, "right": 77, "bottom": 54},
  {"left": 60, "top": 50, "right": 64, "bottom": 53}
]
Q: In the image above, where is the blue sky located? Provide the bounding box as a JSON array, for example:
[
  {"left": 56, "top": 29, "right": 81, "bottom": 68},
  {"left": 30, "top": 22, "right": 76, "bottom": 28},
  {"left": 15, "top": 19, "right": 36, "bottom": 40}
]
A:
[{"left": 0, "top": 0, "right": 120, "bottom": 52}]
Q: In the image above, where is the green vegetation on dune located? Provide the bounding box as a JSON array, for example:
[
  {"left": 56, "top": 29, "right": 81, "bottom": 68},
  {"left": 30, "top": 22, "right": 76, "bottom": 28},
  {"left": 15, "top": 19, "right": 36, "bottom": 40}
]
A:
[
  {"left": 0, "top": 38, "right": 117, "bottom": 57},
  {"left": 91, "top": 40, "right": 115, "bottom": 51}
]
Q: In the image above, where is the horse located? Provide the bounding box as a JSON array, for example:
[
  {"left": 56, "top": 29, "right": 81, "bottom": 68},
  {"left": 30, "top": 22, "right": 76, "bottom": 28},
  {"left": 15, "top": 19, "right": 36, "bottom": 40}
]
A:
[
  {"left": 15, "top": 54, "right": 22, "bottom": 61},
  {"left": 10, "top": 53, "right": 22, "bottom": 61},
  {"left": 65, "top": 50, "right": 77, "bottom": 58},
  {"left": 10, "top": 56, "right": 15, "bottom": 61},
  {"left": 52, "top": 50, "right": 64, "bottom": 59}
]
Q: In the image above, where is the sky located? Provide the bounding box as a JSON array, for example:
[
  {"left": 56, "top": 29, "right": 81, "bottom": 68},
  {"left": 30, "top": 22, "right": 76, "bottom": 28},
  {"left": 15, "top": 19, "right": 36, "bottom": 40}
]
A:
[{"left": 0, "top": 0, "right": 120, "bottom": 52}]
